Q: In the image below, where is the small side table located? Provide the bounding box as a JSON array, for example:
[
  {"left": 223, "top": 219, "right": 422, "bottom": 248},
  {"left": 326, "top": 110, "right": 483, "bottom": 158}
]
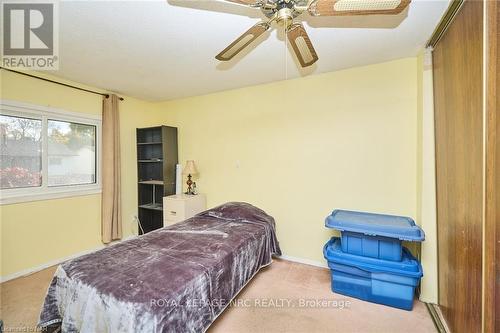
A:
[{"left": 163, "top": 194, "right": 206, "bottom": 226}]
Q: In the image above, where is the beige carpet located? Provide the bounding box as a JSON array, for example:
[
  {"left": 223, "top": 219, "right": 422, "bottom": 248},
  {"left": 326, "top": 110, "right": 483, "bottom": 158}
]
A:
[{"left": 1, "top": 259, "right": 436, "bottom": 332}]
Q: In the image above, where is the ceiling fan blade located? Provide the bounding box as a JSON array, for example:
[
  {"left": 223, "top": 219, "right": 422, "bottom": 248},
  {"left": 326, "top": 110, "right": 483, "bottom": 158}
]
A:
[
  {"left": 308, "top": 0, "right": 411, "bottom": 16},
  {"left": 216, "top": 22, "right": 269, "bottom": 61},
  {"left": 222, "top": 0, "right": 263, "bottom": 6},
  {"left": 286, "top": 23, "right": 318, "bottom": 68}
]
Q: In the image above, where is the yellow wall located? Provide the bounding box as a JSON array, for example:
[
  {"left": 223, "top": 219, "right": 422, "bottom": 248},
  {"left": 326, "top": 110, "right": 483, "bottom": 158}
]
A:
[
  {"left": 159, "top": 58, "right": 419, "bottom": 264},
  {"left": 0, "top": 70, "right": 165, "bottom": 277},
  {"left": 1, "top": 57, "right": 435, "bottom": 298}
]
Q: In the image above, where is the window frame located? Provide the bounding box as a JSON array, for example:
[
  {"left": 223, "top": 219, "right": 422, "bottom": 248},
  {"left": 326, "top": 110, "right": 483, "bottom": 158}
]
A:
[{"left": 0, "top": 99, "right": 102, "bottom": 205}]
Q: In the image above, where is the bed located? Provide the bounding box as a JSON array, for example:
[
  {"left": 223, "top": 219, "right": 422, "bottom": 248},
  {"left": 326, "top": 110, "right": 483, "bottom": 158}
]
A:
[{"left": 38, "top": 202, "right": 281, "bottom": 332}]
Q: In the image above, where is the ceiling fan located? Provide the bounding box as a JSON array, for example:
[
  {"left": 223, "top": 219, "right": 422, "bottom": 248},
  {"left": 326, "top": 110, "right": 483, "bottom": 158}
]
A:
[{"left": 213, "top": 0, "right": 411, "bottom": 68}]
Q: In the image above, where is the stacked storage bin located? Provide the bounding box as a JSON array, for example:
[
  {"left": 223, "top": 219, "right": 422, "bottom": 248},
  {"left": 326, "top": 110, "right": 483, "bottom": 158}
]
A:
[{"left": 323, "top": 210, "right": 425, "bottom": 310}]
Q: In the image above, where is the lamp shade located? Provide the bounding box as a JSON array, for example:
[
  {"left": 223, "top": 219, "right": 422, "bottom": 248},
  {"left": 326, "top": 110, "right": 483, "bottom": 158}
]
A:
[{"left": 182, "top": 160, "right": 198, "bottom": 175}]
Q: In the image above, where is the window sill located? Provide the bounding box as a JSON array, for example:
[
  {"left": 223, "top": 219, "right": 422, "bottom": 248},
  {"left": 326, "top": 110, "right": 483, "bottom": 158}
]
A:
[{"left": 0, "top": 187, "right": 102, "bottom": 205}]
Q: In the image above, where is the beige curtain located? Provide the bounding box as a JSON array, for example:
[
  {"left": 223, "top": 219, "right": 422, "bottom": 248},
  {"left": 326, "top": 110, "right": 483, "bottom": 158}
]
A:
[{"left": 101, "top": 94, "right": 122, "bottom": 243}]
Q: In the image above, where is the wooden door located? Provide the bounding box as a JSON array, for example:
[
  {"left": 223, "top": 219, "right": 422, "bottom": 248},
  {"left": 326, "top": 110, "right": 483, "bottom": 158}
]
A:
[
  {"left": 432, "top": 1, "right": 484, "bottom": 332},
  {"left": 484, "top": 1, "right": 499, "bottom": 331}
]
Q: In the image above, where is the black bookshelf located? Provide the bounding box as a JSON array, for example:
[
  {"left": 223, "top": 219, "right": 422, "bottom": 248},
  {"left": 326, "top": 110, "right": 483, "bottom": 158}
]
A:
[{"left": 136, "top": 126, "right": 178, "bottom": 234}]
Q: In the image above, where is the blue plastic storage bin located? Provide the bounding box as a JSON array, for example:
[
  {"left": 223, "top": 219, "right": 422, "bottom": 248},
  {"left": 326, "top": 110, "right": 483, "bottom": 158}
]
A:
[
  {"left": 324, "top": 238, "right": 423, "bottom": 311},
  {"left": 325, "top": 210, "right": 425, "bottom": 261}
]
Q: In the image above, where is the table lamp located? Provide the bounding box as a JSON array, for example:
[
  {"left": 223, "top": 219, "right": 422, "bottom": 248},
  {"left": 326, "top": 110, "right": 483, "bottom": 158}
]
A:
[{"left": 182, "top": 160, "right": 198, "bottom": 195}]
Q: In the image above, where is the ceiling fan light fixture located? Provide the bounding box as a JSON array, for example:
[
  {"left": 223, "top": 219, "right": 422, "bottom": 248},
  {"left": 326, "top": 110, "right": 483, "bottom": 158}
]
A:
[
  {"left": 333, "top": 0, "right": 402, "bottom": 12},
  {"left": 276, "top": 8, "right": 294, "bottom": 28}
]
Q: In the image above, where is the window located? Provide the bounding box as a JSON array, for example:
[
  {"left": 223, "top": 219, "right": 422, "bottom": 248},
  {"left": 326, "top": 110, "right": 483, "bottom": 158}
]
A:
[
  {"left": 0, "top": 115, "right": 42, "bottom": 189},
  {"left": 48, "top": 120, "right": 96, "bottom": 186},
  {"left": 0, "top": 100, "right": 101, "bottom": 204}
]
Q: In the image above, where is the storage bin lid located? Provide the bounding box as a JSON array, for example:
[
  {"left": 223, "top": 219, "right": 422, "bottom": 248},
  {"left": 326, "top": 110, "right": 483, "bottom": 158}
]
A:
[
  {"left": 324, "top": 238, "right": 423, "bottom": 278},
  {"left": 325, "top": 210, "right": 425, "bottom": 241}
]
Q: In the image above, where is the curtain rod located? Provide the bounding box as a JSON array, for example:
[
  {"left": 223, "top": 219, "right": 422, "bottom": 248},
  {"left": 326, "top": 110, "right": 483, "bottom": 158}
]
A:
[{"left": 0, "top": 67, "right": 124, "bottom": 101}]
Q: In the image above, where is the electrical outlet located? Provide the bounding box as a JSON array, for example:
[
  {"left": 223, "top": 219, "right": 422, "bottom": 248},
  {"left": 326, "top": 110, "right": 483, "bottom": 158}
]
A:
[{"left": 131, "top": 215, "right": 140, "bottom": 235}]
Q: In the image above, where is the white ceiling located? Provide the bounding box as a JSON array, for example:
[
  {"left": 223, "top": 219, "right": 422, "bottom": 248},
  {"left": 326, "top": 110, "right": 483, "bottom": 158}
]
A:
[{"left": 50, "top": 0, "right": 449, "bottom": 101}]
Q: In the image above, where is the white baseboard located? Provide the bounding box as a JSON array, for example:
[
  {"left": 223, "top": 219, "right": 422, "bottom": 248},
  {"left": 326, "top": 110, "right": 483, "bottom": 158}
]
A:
[
  {"left": 0, "top": 236, "right": 136, "bottom": 283},
  {"left": 278, "top": 254, "right": 328, "bottom": 269}
]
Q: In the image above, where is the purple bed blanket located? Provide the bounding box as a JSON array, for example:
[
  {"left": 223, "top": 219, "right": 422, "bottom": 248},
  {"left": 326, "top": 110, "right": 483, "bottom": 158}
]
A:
[{"left": 38, "top": 202, "right": 281, "bottom": 332}]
